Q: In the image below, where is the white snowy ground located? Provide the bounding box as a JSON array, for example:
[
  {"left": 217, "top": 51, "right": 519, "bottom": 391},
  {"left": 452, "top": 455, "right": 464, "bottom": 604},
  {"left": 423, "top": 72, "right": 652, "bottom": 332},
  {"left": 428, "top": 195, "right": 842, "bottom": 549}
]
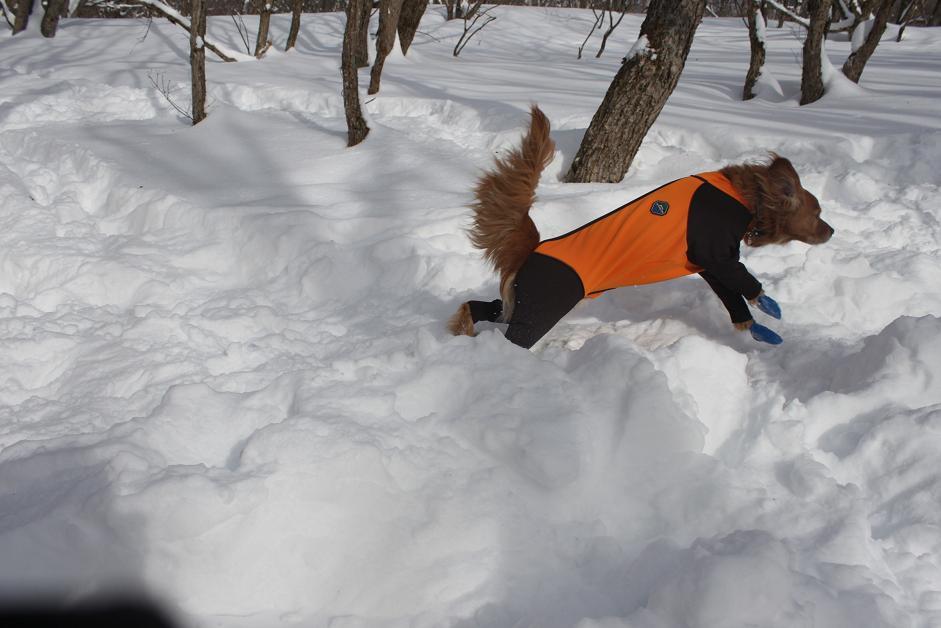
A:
[{"left": 1, "top": 7, "right": 940, "bottom": 628}]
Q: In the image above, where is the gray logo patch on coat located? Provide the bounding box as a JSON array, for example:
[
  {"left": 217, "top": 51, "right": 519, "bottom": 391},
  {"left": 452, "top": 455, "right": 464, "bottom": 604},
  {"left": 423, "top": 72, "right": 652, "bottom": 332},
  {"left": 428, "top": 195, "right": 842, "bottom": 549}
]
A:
[{"left": 650, "top": 200, "right": 670, "bottom": 216}]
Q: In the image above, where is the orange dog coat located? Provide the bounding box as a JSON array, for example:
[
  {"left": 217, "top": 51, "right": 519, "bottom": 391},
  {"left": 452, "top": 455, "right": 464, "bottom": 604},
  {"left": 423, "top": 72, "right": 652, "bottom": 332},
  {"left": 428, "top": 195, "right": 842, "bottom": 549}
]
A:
[{"left": 534, "top": 171, "right": 762, "bottom": 322}]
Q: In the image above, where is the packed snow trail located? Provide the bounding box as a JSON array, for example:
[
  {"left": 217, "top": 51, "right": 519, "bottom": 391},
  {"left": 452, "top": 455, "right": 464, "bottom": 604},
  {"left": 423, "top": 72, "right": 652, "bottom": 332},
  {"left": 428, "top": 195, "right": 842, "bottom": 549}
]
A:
[{"left": 1, "top": 9, "right": 941, "bottom": 628}]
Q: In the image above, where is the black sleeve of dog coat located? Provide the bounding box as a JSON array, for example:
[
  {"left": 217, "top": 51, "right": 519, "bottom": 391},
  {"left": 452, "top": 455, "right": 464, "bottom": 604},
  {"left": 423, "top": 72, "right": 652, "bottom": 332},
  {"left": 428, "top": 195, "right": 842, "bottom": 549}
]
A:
[
  {"left": 687, "top": 183, "right": 763, "bottom": 302},
  {"left": 700, "top": 258, "right": 762, "bottom": 302},
  {"left": 700, "top": 271, "right": 752, "bottom": 324},
  {"left": 469, "top": 299, "right": 503, "bottom": 323}
]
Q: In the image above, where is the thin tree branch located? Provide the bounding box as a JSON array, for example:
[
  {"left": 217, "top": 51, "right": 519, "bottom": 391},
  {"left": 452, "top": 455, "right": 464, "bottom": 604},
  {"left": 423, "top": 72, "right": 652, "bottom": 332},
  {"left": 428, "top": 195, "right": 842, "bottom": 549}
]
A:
[
  {"left": 148, "top": 71, "right": 194, "bottom": 121},
  {"left": 577, "top": 5, "right": 605, "bottom": 59},
  {"left": 453, "top": 4, "right": 497, "bottom": 56},
  {"left": 231, "top": 11, "right": 252, "bottom": 55}
]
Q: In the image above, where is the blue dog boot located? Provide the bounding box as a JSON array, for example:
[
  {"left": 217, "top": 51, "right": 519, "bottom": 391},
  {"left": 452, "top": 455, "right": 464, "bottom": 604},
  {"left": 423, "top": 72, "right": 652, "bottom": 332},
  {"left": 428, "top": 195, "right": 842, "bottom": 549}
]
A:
[
  {"left": 756, "top": 294, "right": 782, "bottom": 319},
  {"left": 750, "top": 322, "right": 783, "bottom": 345}
]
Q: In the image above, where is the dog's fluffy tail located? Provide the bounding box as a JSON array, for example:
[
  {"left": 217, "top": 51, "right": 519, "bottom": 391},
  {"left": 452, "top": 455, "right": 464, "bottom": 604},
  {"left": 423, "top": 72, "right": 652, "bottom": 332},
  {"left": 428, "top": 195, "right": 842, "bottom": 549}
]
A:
[{"left": 469, "top": 105, "right": 555, "bottom": 282}]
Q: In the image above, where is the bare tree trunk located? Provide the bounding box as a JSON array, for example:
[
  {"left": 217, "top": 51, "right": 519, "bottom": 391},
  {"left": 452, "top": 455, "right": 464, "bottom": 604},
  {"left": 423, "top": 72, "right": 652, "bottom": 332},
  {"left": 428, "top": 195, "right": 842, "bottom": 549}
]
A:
[
  {"left": 40, "top": 0, "right": 66, "bottom": 37},
  {"left": 191, "top": 0, "right": 207, "bottom": 124},
  {"left": 799, "top": 0, "right": 832, "bottom": 105},
  {"left": 841, "top": 0, "right": 891, "bottom": 82},
  {"left": 744, "top": 0, "right": 767, "bottom": 99},
  {"left": 368, "top": 0, "right": 404, "bottom": 94},
  {"left": 286, "top": 0, "right": 302, "bottom": 50},
  {"left": 254, "top": 0, "right": 272, "bottom": 57},
  {"left": 343, "top": 0, "right": 370, "bottom": 146},
  {"left": 564, "top": 0, "right": 707, "bottom": 183},
  {"left": 349, "top": 0, "right": 370, "bottom": 67},
  {"left": 12, "top": 0, "right": 33, "bottom": 34},
  {"left": 398, "top": 0, "right": 428, "bottom": 54}
]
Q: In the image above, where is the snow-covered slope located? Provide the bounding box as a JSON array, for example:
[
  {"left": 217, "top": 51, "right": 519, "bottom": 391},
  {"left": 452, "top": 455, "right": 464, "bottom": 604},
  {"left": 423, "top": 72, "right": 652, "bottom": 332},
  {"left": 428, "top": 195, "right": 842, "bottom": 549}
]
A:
[{"left": 1, "top": 9, "right": 940, "bottom": 628}]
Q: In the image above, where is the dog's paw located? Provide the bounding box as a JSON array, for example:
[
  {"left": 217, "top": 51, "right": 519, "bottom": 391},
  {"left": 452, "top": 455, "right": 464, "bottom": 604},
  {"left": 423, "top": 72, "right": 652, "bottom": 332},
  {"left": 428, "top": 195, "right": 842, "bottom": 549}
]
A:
[
  {"left": 447, "top": 302, "right": 477, "bottom": 337},
  {"left": 750, "top": 322, "right": 783, "bottom": 345},
  {"left": 755, "top": 294, "right": 782, "bottom": 319}
]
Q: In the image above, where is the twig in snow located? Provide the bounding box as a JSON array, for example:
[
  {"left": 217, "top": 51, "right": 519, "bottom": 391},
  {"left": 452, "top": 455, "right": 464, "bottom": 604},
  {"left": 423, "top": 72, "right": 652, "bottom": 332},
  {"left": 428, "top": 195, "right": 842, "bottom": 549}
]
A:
[
  {"left": 595, "top": 0, "right": 628, "bottom": 58},
  {"left": 453, "top": 2, "right": 497, "bottom": 57},
  {"left": 415, "top": 29, "right": 442, "bottom": 43},
  {"left": 148, "top": 71, "right": 194, "bottom": 122},
  {"left": 577, "top": 7, "right": 605, "bottom": 59},
  {"left": 231, "top": 11, "right": 252, "bottom": 55},
  {"left": 126, "top": 16, "right": 154, "bottom": 57}
]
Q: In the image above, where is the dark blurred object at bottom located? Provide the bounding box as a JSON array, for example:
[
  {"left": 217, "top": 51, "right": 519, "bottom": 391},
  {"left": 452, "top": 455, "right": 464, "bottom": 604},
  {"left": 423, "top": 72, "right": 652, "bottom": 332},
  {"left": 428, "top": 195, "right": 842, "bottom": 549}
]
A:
[{"left": 0, "top": 599, "right": 178, "bottom": 628}]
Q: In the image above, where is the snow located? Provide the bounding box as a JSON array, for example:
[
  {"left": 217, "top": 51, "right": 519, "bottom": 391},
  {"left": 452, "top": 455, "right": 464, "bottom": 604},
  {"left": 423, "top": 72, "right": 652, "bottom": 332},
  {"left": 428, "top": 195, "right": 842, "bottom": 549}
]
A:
[
  {"left": 851, "top": 18, "right": 873, "bottom": 53},
  {"left": 1, "top": 8, "right": 941, "bottom": 628},
  {"left": 625, "top": 34, "right": 650, "bottom": 61}
]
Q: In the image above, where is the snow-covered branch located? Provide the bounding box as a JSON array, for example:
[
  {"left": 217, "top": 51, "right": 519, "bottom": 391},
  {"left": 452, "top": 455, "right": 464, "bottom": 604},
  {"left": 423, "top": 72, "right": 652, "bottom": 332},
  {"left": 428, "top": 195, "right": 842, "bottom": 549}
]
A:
[
  {"left": 835, "top": 0, "right": 854, "bottom": 19},
  {"left": 122, "top": 0, "right": 253, "bottom": 62},
  {"left": 763, "top": 0, "right": 810, "bottom": 28}
]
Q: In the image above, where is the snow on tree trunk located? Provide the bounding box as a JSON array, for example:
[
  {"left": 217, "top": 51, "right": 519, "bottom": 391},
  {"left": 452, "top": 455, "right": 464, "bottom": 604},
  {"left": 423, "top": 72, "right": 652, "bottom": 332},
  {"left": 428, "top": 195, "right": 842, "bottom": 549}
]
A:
[
  {"left": 343, "top": 0, "right": 370, "bottom": 146},
  {"left": 286, "top": 0, "right": 302, "bottom": 51},
  {"left": 190, "top": 0, "right": 207, "bottom": 124},
  {"left": 564, "top": 0, "right": 707, "bottom": 183},
  {"left": 800, "top": 0, "right": 832, "bottom": 105},
  {"left": 841, "top": 0, "right": 891, "bottom": 83},
  {"left": 398, "top": 0, "right": 429, "bottom": 54},
  {"left": 368, "top": 0, "right": 405, "bottom": 94},
  {"left": 744, "top": 0, "right": 767, "bottom": 100},
  {"left": 40, "top": 0, "right": 66, "bottom": 37}
]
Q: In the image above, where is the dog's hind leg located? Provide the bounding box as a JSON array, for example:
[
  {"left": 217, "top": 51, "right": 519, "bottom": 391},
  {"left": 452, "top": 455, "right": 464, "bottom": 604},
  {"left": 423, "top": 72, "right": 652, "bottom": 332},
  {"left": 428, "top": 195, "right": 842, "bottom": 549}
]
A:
[
  {"left": 504, "top": 253, "right": 584, "bottom": 349},
  {"left": 447, "top": 299, "right": 503, "bottom": 337}
]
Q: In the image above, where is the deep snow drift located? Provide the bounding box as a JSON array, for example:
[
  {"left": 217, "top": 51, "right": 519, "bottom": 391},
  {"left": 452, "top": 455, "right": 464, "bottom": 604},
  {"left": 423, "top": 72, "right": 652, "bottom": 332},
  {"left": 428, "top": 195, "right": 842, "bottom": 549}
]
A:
[{"left": 1, "top": 8, "right": 940, "bottom": 628}]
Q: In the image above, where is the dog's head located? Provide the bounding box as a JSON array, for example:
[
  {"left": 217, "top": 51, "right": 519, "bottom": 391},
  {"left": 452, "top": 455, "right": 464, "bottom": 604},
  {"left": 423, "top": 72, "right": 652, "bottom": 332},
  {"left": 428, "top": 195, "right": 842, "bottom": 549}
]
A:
[{"left": 751, "top": 156, "right": 834, "bottom": 246}]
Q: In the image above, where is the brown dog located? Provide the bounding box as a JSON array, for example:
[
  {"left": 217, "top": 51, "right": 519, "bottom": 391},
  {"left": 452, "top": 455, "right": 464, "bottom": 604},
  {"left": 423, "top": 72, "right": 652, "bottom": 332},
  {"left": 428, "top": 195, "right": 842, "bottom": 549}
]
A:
[{"left": 449, "top": 106, "right": 833, "bottom": 348}]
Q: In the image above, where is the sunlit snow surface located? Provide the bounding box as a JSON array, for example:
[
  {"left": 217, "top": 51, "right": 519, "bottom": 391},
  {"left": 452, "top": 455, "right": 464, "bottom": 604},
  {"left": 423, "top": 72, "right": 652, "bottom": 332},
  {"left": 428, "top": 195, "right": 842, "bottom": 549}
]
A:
[{"left": 1, "top": 9, "right": 940, "bottom": 628}]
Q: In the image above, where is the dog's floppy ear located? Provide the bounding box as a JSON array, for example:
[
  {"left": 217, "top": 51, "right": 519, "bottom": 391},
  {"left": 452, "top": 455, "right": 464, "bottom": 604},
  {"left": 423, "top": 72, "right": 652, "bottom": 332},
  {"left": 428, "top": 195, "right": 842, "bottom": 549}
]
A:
[{"left": 767, "top": 154, "right": 802, "bottom": 214}]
